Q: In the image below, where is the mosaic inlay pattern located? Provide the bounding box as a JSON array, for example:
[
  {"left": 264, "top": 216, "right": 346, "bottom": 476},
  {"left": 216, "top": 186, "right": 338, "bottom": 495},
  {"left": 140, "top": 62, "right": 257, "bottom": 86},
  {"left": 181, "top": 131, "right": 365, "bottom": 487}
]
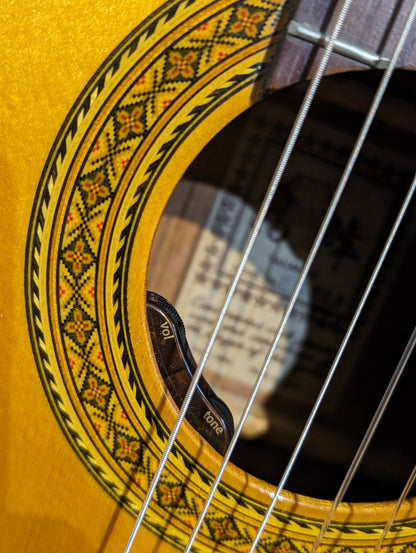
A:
[{"left": 25, "top": 0, "right": 416, "bottom": 551}]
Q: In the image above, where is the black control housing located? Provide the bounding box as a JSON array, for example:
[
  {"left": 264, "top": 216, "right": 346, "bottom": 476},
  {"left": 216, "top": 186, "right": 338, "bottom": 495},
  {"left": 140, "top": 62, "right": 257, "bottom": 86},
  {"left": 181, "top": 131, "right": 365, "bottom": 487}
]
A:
[{"left": 146, "top": 291, "right": 234, "bottom": 455}]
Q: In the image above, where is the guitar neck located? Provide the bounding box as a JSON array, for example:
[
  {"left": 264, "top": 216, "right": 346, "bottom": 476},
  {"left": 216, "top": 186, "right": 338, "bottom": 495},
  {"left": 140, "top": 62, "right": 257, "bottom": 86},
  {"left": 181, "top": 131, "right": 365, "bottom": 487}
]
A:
[{"left": 267, "top": 0, "right": 416, "bottom": 93}]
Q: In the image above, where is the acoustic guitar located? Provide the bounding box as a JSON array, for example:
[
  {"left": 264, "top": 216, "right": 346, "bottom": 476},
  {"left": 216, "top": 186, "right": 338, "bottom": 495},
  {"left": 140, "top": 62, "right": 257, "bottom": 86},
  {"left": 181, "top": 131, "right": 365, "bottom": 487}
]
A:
[{"left": 1, "top": 0, "right": 415, "bottom": 552}]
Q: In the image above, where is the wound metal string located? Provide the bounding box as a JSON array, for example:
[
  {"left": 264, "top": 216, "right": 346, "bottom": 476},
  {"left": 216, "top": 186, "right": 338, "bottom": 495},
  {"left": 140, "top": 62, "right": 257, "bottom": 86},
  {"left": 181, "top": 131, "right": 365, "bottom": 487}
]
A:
[
  {"left": 246, "top": 0, "right": 416, "bottom": 540},
  {"left": 123, "top": 1, "right": 353, "bottom": 551},
  {"left": 180, "top": 2, "right": 357, "bottom": 552},
  {"left": 307, "top": 2, "right": 416, "bottom": 548},
  {"left": 372, "top": 464, "right": 416, "bottom": 553},
  {"left": 250, "top": 170, "right": 416, "bottom": 553}
]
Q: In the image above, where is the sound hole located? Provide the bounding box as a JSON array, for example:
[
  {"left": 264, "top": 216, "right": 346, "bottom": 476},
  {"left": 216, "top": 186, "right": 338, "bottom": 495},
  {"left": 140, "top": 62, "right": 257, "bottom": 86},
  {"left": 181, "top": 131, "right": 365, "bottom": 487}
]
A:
[{"left": 148, "top": 70, "right": 416, "bottom": 502}]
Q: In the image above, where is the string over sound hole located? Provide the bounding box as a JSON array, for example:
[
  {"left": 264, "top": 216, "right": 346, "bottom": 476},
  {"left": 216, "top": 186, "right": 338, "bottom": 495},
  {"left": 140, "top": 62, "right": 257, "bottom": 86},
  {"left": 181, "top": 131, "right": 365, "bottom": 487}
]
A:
[{"left": 148, "top": 69, "right": 416, "bottom": 502}]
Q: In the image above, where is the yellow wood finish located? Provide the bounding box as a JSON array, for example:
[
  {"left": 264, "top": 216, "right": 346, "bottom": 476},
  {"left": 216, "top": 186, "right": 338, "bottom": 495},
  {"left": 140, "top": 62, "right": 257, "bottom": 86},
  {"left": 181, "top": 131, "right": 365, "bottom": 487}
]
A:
[{"left": 1, "top": 1, "right": 415, "bottom": 553}]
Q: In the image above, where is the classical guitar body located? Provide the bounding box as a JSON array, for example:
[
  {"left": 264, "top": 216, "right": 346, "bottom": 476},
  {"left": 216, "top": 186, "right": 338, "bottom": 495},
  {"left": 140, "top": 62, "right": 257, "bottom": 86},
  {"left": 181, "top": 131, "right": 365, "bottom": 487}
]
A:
[{"left": 0, "top": 1, "right": 415, "bottom": 552}]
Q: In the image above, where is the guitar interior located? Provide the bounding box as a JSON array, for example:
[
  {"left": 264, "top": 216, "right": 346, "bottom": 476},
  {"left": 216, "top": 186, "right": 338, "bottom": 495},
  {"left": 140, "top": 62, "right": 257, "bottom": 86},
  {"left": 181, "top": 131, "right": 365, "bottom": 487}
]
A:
[{"left": 148, "top": 69, "right": 416, "bottom": 502}]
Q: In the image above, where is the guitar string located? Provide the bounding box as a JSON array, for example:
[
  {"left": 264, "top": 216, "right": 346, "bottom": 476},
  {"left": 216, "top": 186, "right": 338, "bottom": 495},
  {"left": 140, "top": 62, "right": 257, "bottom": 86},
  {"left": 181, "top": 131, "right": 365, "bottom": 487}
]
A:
[
  {"left": 183, "top": 18, "right": 416, "bottom": 549},
  {"left": 372, "top": 464, "right": 416, "bottom": 553},
  {"left": 249, "top": 171, "right": 416, "bottom": 553},
  {"left": 184, "top": 166, "right": 416, "bottom": 552},
  {"left": 122, "top": 1, "right": 353, "bottom": 551},
  {"left": 247, "top": 2, "right": 416, "bottom": 550},
  {"left": 310, "top": 323, "right": 416, "bottom": 553},
  {"left": 307, "top": 4, "right": 416, "bottom": 549}
]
